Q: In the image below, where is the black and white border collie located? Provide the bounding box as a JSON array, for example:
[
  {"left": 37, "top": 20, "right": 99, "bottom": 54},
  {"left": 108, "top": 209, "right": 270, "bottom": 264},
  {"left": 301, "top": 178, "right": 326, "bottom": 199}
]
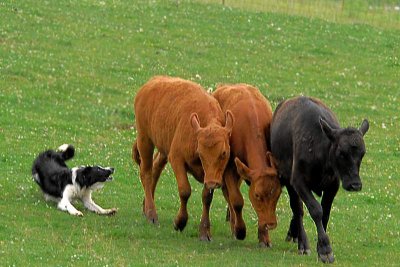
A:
[{"left": 32, "top": 144, "right": 117, "bottom": 216}]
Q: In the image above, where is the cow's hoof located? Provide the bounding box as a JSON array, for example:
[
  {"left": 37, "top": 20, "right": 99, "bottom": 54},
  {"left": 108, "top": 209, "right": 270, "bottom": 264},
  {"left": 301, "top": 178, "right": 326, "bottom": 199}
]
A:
[
  {"left": 234, "top": 227, "right": 246, "bottom": 240},
  {"left": 173, "top": 218, "right": 187, "bottom": 231},
  {"left": 319, "top": 252, "right": 335, "bottom": 263},
  {"left": 145, "top": 210, "right": 158, "bottom": 224},
  {"left": 259, "top": 241, "right": 272, "bottom": 248},
  {"left": 298, "top": 249, "right": 311, "bottom": 255},
  {"left": 199, "top": 234, "right": 212, "bottom": 242},
  {"left": 285, "top": 233, "right": 298, "bottom": 243}
]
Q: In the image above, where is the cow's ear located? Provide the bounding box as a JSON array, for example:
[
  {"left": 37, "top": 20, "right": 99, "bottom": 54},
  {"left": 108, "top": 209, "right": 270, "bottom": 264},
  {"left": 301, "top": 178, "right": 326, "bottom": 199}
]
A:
[
  {"left": 235, "top": 157, "right": 252, "bottom": 183},
  {"left": 320, "top": 117, "right": 336, "bottom": 142},
  {"left": 359, "top": 119, "right": 369, "bottom": 136},
  {"left": 190, "top": 113, "right": 201, "bottom": 132},
  {"left": 266, "top": 152, "right": 277, "bottom": 169},
  {"left": 225, "top": 110, "right": 234, "bottom": 135}
]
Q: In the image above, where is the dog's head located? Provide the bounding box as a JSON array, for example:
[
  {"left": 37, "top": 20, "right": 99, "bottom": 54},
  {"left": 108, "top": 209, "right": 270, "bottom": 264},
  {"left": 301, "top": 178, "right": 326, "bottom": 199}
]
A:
[{"left": 74, "top": 166, "right": 114, "bottom": 190}]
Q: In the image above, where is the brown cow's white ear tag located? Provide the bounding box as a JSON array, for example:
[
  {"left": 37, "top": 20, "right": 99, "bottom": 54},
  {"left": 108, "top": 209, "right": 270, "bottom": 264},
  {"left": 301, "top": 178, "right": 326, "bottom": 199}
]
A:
[{"left": 190, "top": 113, "right": 201, "bottom": 132}]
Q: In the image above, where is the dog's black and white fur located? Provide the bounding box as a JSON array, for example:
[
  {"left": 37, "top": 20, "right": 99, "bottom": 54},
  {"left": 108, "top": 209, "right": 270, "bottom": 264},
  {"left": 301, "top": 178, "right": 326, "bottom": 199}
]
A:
[{"left": 32, "top": 144, "right": 117, "bottom": 216}]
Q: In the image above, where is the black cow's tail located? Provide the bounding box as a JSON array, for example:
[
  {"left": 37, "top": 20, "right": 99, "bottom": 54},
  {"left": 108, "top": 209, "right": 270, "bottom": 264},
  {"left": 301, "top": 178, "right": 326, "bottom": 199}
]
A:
[{"left": 56, "top": 144, "right": 75, "bottom": 161}]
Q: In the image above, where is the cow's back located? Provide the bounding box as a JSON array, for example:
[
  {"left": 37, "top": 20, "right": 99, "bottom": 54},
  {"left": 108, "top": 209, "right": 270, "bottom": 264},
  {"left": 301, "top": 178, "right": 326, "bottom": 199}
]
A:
[
  {"left": 135, "top": 76, "right": 224, "bottom": 155},
  {"left": 271, "top": 96, "right": 339, "bottom": 183},
  {"left": 214, "top": 84, "right": 272, "bottom": 163}
]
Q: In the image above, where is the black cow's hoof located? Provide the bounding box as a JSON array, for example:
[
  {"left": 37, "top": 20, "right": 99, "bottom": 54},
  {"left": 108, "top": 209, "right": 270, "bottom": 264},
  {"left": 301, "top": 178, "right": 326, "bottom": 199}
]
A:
[
  {"left": 285, "top": 234, "right": 298, "bottom": 243},
  {"left": 319, "top": 252, "right": 335, "bottom": 264},
  {"left": 298, "top": 249, "right": 311, "bottom": 255}
]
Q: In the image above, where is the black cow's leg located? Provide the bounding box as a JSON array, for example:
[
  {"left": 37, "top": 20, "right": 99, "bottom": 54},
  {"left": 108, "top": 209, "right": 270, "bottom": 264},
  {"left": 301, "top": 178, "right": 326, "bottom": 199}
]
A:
[
  {"left": 286, "top": 185, "right": 310, "bottom": 255},
  {"left": 321, "top": 181, "right": 339, "bottom": 231},
  {"left": 292, "top": 172, "right": 335, "bottom": 263}
]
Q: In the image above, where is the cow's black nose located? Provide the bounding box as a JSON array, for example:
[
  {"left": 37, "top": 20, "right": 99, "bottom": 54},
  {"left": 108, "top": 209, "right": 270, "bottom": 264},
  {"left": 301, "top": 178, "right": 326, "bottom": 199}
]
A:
[{"left": 348, "top": 182, "right": 362, "bottom": 191}]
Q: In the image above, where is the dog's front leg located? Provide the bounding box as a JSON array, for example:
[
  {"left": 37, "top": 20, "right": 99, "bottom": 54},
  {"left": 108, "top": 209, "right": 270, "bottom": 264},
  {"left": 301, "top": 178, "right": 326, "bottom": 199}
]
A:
[
  {"left": 82, "top": 191, "right": 117, "bottom": 215},
  {"left": 57, "top": 199, "right": 83, "bottom": 216},
  {"left": 58, "top": 185, "right": 83, "bottom": 216}
]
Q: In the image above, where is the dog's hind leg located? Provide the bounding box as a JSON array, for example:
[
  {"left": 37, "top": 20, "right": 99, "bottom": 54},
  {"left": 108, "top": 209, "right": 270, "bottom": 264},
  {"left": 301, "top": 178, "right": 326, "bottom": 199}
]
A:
[{"left": 82, "top": 191, "right": 117, "bottom": 215}]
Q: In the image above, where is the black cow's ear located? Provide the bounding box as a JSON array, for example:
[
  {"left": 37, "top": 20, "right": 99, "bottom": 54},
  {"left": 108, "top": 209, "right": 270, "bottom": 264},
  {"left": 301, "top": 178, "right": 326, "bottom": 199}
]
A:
[
  {"left": 359, "top": 119, "right": 369, "bottom": 136},
  {"left": 320, "top": 117, "right": 336, "bottom": 142},
  {"left": 234, "top": 157, "right": 252, "bottom": 183}
]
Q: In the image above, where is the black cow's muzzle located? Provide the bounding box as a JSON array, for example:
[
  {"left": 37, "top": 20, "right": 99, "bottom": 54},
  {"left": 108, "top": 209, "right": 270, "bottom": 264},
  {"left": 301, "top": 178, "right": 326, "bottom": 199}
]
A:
[{"left": 343, "top": 181, "right": 362, "bottom": 191}]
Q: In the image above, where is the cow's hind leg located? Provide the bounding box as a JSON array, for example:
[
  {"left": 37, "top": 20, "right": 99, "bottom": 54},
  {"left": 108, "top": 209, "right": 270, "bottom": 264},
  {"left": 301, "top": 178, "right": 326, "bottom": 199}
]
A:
[
  {"left": 199, "top": 186, "right": 214, "bottom": 241},
  {"left": 136, "top": 137, "right": 158, "bottom": 224},
  {"left": 150, "top": 152, "right": 168, "bottom": 200},
  {"left": 169, "top": 155, "right": 191, "bottom": 232}
]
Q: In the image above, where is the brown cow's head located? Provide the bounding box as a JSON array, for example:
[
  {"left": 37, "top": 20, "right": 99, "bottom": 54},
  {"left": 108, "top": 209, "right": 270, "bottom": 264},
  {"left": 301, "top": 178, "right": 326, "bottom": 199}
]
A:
[
  {"left": 235, "top": 152, "right": 282, "bottom": 246},
  {"left": 320, "top": 118, "right": 369, "bottom": 192},
  {"left": 191, "top": 111, "right": 234, "bottom": 190}
]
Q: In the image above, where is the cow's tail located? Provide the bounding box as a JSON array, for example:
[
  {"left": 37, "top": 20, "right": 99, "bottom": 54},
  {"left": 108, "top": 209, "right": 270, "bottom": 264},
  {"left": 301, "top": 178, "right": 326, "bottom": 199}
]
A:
[{"left": 132, "top": 141, "right": 141, "bottom": 166}]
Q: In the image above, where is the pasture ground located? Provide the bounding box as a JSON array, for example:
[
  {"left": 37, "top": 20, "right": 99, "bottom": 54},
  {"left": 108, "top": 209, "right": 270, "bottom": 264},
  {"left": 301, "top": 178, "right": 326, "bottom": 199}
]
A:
[{"left": 1, "top": 0, "right": 399, "bottom": 266}]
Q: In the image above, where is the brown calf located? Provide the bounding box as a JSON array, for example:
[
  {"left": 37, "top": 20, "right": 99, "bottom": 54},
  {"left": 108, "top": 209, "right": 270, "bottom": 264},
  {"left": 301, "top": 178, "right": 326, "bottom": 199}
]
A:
[
  {"left": 213, "top": 84, "right": 281, "bottom": 247},
  {"left": 133, "top": 76, "right": 234, "bottom": 241}
]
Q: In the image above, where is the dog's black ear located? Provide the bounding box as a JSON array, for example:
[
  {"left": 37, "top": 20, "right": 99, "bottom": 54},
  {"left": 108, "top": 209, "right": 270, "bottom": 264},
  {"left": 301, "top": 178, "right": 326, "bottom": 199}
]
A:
[
  {"left": 82, "top": 166, "right": 92, "bottom": 176},
  {"left": 75, "top": 167, "right": 92, "bottom": 187}
]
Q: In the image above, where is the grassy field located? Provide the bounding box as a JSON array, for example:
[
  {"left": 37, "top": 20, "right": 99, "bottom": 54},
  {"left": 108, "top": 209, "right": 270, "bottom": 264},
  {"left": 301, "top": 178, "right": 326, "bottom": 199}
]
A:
[
  {"left": 199, "top": 0, "right": 400, "bottom": 29},
  {"left": 1, "top": 0, "right": 399, "bottom": 266}
]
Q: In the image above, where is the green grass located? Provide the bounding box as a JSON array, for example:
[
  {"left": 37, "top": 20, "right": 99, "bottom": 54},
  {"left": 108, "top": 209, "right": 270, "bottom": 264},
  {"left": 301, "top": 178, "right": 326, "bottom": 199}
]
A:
[
  {"left": 199, "top": 0, "right": 400, "bottom": 29},
  {"left": 1, "top": 0, "right": 399, "bottom": 266}
]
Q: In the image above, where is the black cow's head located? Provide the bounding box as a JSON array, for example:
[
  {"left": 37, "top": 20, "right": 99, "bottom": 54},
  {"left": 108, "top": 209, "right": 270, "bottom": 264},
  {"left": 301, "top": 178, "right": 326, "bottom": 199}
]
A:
[{"left": 320, "top": 117, "right": 369, "bottom": 191}]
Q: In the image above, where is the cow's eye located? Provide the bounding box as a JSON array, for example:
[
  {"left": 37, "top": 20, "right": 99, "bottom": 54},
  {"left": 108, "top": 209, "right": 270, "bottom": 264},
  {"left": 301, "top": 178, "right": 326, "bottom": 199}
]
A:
[
  {"left": 220, "top": 151, "right": 227, "bottom": 159},
  {"left": 270, "top": 188, "right": 275, "bottom": 196}
]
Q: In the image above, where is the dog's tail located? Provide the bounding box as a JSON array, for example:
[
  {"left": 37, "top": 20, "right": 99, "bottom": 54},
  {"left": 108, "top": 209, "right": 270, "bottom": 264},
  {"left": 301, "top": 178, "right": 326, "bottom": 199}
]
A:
[
  {"left": 31, "top": 160, "right": 42, "bottom": 186},
  {"left": 57, "top": 144, "right": 75, "bottom": 161},
  {"left": 132, "top": 141, "right": 141, "bottom": 166},
  {"left": 32, "top": 169, "right": 41, "bottom": 185}
]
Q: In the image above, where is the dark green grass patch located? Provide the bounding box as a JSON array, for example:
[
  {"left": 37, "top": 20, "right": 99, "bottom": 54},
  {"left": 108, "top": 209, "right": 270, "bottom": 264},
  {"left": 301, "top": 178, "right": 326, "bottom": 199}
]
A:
[{"left": 1, "top": 0, "right": 399, "bottom": 266}]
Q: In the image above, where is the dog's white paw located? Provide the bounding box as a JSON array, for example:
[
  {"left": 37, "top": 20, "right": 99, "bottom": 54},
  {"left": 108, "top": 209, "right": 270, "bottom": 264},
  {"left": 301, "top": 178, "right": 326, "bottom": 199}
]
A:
[
  {"left": 104, "top": 208, "right": 118, "bottom": 216},
  {"left": 73, "top": 210, "right": 84, "bottom": 217}
]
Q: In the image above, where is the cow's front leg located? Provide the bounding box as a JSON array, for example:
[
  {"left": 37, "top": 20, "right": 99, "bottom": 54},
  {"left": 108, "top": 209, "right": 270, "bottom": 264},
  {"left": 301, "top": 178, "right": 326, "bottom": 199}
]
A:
[
  {"left": 169, "top": 156, "right": 191, "bottom": 232},
  {"left": 292, "top": 174, "right": 334, "bottom": 264},
  {"left": 224, "top": 169, "right": 246, "bottom": 241},
  {"left": 321, "top": 181, "right": 339, "bottom": 231},
  {"left": 199, "top": 186, "right": 214, "bottom": 241},
  {"left": 286, "top": 185, "right": 310, "bottom": 254}
]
